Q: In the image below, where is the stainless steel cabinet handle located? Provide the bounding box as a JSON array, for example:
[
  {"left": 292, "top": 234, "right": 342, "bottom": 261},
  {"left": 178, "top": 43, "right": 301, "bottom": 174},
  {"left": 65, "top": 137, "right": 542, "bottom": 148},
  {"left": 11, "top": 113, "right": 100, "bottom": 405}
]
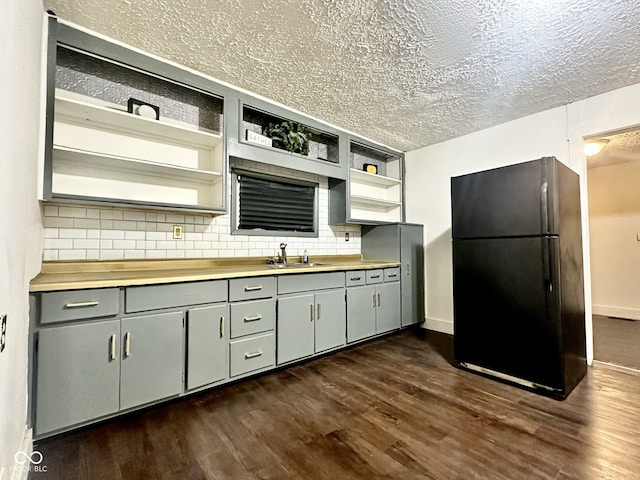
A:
[
  {"left": 124, "top": 332, "right": 131, "bottom": 357},
  {"left": 373, "top": 293, "right": 377, "bottom": 308},
  {"left": 220, "top": 316, "right": 225, "bottom": 338},
  {"left": 244, "top": 285, "right": 263, "bottom": 292},
  {"left": 407, "top": 263, "right": 411, "bottom": 275},
  {"left": 245, "top": 350, "right": 263, "bottom": 359},
  {"left": 310, "top": 304, "right": 314, "bottom": 322},
  {"left": 110, "top": 334, "right": 117, "bottom": 360},
  {"left": 388, "top": 273, "right": 398, "bottom": 278},
  {"left": 377, "top": 293, "right": 381, "bottom": 306},
  {"left": 64, "top": 300, "right": 99, "bottom": 309},
  {"left": 317, "top": 303, "right": 321, "bottom": 321},
  {"left": 370, "top": 274, "right": 381, "bottom": 279},
  {"left": 244, "top": 315, "right": 262, "bottom": 322},
  {"left": 351, "top": 276, "right": 361, "bottom": 281}
]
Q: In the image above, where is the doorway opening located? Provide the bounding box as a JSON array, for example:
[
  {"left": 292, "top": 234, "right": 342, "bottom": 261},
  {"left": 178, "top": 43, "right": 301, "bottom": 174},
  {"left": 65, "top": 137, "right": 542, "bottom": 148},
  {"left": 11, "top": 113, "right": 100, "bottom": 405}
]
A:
[{"left": 585, "top": 127, "right": 640, "bottom": 370}]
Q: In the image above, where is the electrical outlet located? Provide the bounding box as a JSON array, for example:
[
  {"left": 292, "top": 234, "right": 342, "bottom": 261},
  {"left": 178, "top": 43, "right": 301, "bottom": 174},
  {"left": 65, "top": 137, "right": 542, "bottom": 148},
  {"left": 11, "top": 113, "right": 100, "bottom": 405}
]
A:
[
  {"left": 1, "top": 314, "right": 6, "bottom": 353},
  {"left": 172, "top": 225, "right": 183, "bottom": 240}
]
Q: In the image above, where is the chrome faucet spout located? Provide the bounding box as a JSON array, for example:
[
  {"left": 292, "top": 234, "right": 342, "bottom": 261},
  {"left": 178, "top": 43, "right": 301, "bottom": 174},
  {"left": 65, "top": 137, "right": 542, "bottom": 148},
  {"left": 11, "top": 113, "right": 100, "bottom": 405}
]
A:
[{"left": 279, "top": 243, "right": 288, "bottom": 264}]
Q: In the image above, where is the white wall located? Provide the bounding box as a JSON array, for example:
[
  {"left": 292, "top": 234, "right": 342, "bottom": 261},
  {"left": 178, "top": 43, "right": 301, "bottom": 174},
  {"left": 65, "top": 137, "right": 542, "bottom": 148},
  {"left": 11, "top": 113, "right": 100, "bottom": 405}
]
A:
[
  {"left": 0, "top": 1, "right": 45, "bottom": 479},
  {"left": 588, "top": 160, "right": 640, "bottom": 320},
  {"left": 406, "top": 81, "right": 640, "bottom": 365}
]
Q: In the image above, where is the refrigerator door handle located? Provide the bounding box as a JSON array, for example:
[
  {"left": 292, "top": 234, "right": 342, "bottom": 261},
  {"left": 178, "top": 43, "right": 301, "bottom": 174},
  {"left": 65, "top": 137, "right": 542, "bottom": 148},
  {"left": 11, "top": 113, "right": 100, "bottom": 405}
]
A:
[
  {"left": 541, "top": 181, "right": 549, "bottom": 234},
  {"left": 542, "top": 238, "right": 553, "bottom": 292}
]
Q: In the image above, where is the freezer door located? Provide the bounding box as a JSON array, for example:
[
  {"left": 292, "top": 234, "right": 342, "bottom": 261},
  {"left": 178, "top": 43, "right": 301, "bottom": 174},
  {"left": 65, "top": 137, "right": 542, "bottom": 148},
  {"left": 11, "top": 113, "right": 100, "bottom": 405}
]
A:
[
  {"left": 453, "top": 236, "right": 563, "bottom": 390},
  {"left": 451, "top": 157, "right": 557, "bottom": 238}
]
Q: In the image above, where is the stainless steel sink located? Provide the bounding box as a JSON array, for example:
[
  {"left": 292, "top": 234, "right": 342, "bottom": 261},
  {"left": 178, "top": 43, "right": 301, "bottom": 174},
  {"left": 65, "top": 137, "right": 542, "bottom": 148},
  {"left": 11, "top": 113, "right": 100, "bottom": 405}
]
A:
[{"left": 268, "top": 262, "right": 331, "bottom": 269}]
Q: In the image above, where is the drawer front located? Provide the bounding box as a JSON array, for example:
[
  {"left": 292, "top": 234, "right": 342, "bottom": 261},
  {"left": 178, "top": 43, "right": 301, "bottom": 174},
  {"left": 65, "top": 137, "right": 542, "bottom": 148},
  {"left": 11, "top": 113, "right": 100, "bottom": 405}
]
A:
[
  {"left": 40, "top": 288, "right": 120, "bottom": 324},
  {"left": 384, "top": 267, "right": 401, "bottom": 282},
  {"left": 278, "top": 272, "right": 345, "bottom": 294},
  {"left": 229, "top": 332, "right": 275, "bottom": 377},
  {"left": 345, "top": 270, "right": 365, "bottom": 287},
  {"left": 125, "top": 280, "right": 227, "bottom": 313},
  {"left": 230, "top": 299, "right": 275, "bottom": 338},
  {"left": 229, "top": 276, "right": 276, "bottom": 302},
  {"left": 366, "top": 269, "right": 384, "bottom": 285}
]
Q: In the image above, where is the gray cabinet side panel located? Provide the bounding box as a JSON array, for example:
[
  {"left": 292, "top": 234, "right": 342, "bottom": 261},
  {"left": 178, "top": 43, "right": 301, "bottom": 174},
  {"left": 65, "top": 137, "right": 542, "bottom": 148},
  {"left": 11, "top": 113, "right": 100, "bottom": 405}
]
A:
[
  {"left": 187, "top": 304, "right": 228, "bottom": 390},
  {"left": 277, "top": 294, "right": 315, "bottom": 364},
  {"left": 347, "top": 286, "right": 376, "bottom": 342},
  {"left": 401, "top": 224, "right": 425, "bottom": 326},
  {"left": 120, "top": 311, "right": 184, "bottom": 410},
  {"left": 315, "top": 289, "right": 346, "bottom": 352},
  {"left": 35, "top": 320, "right": 121, "bottom": 435}
]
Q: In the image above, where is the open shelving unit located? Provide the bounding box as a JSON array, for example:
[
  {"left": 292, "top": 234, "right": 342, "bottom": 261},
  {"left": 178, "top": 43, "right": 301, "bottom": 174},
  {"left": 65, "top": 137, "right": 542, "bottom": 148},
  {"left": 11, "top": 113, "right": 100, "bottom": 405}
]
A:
[{"left": 49, "top": 90, "right": 225, "bottom": 211}]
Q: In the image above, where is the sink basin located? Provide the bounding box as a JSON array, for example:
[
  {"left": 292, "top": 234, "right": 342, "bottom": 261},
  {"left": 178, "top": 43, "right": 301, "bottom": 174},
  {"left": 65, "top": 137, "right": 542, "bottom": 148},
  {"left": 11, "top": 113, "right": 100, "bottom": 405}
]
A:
[{"left": 269, "top": 262, "right": 331, "bottom": 269}]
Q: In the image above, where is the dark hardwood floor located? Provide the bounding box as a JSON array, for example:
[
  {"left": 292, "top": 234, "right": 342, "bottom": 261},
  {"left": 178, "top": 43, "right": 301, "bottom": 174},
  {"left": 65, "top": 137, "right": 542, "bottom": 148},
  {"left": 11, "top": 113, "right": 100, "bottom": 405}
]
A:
[{"left": 31, "top": 329, "right": 640, "bottom": 480}]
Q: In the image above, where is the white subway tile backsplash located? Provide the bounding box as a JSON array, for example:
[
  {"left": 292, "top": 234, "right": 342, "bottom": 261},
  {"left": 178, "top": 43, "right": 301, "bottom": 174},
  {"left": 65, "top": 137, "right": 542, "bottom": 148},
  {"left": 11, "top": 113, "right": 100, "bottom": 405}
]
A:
[
  {"left": 59, "top": 249, "right": 86, "bottom": 260},
  {"left": 74, "top": 218, "right": 101, "bottom": 229},
  {"left": 101, "top": 230, "right": 125, "bottom": 240},
  {"left": 58, "top": 206, "right": 86, "bottom": 218}
]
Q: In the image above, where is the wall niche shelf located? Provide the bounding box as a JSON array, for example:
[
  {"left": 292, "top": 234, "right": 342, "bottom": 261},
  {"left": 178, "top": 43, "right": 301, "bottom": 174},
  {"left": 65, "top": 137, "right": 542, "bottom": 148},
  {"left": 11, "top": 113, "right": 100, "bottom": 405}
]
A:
[
  {"left": 43, "top": 41, "right": 227, "bottom": 214},
  {"left": 227, "top": 99, "right": 347, "bottom": 180},
  {"left": 329, "top": 140, "right": 404, "bottom": 224}
]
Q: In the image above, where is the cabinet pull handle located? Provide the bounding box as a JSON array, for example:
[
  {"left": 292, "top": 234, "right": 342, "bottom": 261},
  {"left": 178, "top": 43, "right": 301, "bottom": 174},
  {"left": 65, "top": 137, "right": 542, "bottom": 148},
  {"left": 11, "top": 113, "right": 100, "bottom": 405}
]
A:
[
  {"left": 244, "top": 315, "right": 262, "bottom": 322},
  {"left": 124, "top": 332, "right": 131, "bottom": 357},
  {"left": 351, "top": 276, "right": 361, "bottom": 281},
  {"left": 317, "top": 303, "right": 321, "bottom": 321},
  {"left": 110, "top": 334, "right": 117, "bottom": 360},
  {"left": 220, "top": 316, "right": 225, "bottom": 338},
  {"left": 245, "top": 350, "right": 263, "bottom": 359},
  {"left": 64, "top": 300, "right": 99, "bottom": 309},
  {"left": 370, "top": 274, "right": 381, "bottom": 279},
  {"left": 377, "top": 293, "right": 381, "bottom": 307},
  {"left": 310, "top": 304, "right": 314, "bottom": 322},
  {"left": 388, "top": 273, "right": 398, "bottom": 278},
  {"left": 407, "top": 263, "right": 411, "bottom": 274},
  {"left": 244, "top": 285, "right": 263, "bottom": 292},
  {"left": 373, "top": 293, "right": 377, "bottom": 308}
]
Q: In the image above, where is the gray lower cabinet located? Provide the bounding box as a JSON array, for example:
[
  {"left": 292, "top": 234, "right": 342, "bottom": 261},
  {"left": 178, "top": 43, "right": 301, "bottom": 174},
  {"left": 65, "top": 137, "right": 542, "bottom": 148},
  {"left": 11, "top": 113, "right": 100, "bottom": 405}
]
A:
[
  {"left": 346, "top": 269, "right": 401, "bottom": 343},
  {"left": 277, "top": 289, "right": 346, "bottom": 364},
  {"left": 186, "top": 304, "right": 229, "bottom": 390},
  {"left": 120, "top": 311, "right": 184, "bottom": 410},
  {"left": 35, "top": 319, "right": 121, "bottom": 435}
]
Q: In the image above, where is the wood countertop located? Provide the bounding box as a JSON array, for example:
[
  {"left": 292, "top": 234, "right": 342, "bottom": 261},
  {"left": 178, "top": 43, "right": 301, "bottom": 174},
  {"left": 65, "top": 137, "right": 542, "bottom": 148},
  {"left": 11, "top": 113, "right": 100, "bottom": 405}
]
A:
[{"left": 30, "top": 255, "right": 400, "bottom": 292}]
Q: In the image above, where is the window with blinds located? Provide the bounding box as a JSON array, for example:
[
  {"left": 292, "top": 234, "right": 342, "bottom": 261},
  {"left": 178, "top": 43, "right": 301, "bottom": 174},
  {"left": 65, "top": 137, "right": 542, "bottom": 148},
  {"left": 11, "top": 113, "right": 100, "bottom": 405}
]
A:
[{"left": 232, "top": 170, "right": 318, "bottom": 236}]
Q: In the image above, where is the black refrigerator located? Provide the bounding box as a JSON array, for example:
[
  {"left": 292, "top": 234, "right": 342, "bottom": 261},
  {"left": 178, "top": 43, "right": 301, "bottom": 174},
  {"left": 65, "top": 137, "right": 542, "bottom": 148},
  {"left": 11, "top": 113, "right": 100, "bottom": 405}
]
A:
[{"left": 451, "top": 156, "right": 586, "bottom": 398}]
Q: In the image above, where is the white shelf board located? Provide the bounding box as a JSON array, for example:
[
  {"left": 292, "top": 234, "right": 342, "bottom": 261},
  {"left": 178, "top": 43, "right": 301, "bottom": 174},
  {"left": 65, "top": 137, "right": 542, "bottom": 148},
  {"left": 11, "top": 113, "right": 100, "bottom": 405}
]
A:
[
  {"left": 350, "top": 168, "right": 401, "bottom": 186},
  {"left": 53, "top": 146, "right": 222, "bottom": 185},
  {"left": 55, "top": 93, "right": 222, "bottom": 149},
  {"left": 350, "top": 194, "right": 402, "bottom": 209}
]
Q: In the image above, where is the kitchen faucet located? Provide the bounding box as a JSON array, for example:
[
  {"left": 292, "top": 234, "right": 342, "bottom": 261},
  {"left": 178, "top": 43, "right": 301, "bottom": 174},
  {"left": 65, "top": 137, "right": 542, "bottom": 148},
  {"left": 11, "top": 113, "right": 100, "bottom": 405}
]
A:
[{"left": 279, "top": 243, "right": 287, "bottom": 264}]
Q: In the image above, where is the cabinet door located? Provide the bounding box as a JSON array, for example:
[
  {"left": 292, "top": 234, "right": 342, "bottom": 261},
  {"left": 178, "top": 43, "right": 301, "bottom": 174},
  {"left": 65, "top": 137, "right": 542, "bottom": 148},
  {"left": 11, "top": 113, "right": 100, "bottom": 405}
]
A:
[
  {"left": 347, "top": 285, "right": 376, "bottom": 343},
  {"left": 187, "top": 304, "right": 228, "bottom": 390},
  {"left": 376, "top": 282, "right": 401, "bottom": 333},
  {"left": 315, "top": 289, "right": 346, "bottom": 353},
  {"left": 120, "top": 311, "right": 184, "bottom": 410},
  {"left": 35, "top": 320, "right": 120, "bottom": 435},
  {"left": 277, "top": 294, "right": 314, "bottom": 364}
]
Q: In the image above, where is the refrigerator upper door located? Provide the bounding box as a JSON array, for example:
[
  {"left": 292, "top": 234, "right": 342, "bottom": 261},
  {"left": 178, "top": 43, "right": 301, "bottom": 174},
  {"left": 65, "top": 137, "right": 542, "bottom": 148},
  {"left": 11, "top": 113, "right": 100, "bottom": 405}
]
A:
[
  {"left": 451, "top": 157, "right": 557, "bottom": 239},
  {"left": 452, "top": 236, "right": 563, "bottom": 390}
]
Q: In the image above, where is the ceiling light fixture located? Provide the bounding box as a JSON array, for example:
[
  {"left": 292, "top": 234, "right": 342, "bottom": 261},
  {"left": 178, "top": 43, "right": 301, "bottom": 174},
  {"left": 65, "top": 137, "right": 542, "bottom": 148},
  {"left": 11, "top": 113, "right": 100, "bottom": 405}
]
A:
[{"left": 583, "top": 139, "right": 609, "bottom": 156}]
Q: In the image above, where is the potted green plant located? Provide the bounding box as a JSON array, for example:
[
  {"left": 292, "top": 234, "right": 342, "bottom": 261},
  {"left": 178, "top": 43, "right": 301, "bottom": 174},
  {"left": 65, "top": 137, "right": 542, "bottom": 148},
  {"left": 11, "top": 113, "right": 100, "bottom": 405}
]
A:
[{"left": 263, "top": 121, "right": 311, "bottom": 156}]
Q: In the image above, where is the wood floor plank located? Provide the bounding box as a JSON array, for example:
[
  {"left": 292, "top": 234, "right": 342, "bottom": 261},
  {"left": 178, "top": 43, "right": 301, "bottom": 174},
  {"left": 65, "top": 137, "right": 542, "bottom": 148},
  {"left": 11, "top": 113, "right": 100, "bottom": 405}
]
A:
[{"left": 30, "top": 329, "right": 640, "bottom": 479}]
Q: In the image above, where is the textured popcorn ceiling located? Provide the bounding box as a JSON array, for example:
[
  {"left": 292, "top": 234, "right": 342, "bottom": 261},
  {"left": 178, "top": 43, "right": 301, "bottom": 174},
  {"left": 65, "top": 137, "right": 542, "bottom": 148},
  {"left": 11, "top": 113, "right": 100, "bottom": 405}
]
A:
[
  {"left": 587, "top": 129, "right": 640, "bottom": 169},
  {"left": 43, "top": 0, "right": 640, "bottom": 152}
]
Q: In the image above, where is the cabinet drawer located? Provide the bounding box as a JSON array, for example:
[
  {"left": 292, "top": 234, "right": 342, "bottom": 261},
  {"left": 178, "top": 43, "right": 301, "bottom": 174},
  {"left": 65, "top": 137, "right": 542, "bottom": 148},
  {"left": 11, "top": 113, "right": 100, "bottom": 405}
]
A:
[
  {"left": 384, "top": 268, "right": 401, "bottom": 282},
  {"left": 366, "top": 269, "right": 384, "bottom": 284},
  {"left": 345, "top": 270, "right": 365, "bottom": 287},
  {"left": 40, "top": 288, "right": 120, "bottom": 324},
  {"left": 229, "top": 332, "right": 275, "bottom": 377},
  {"left": 229, "top": 276, "right": 276, "bottom": 301},
  {"left": 125, "top": 280, "right": 227, "bottom": 313},
  {"left": 230, "top": 299, "right": 275, "bottom": 338},
  {"left": 278, "top": 272, "right": 345, "bottom": 294}
]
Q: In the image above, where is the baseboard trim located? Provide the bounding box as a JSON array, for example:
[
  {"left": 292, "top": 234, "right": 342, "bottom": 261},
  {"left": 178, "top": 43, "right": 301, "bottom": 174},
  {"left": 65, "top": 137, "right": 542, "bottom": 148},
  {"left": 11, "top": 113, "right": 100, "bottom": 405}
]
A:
[
  {"left": 422, "top": 317, "right": 454, "bottom": 335},
  {"left": 592, "top": 305, "right": 640, "bottom": 320}
]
